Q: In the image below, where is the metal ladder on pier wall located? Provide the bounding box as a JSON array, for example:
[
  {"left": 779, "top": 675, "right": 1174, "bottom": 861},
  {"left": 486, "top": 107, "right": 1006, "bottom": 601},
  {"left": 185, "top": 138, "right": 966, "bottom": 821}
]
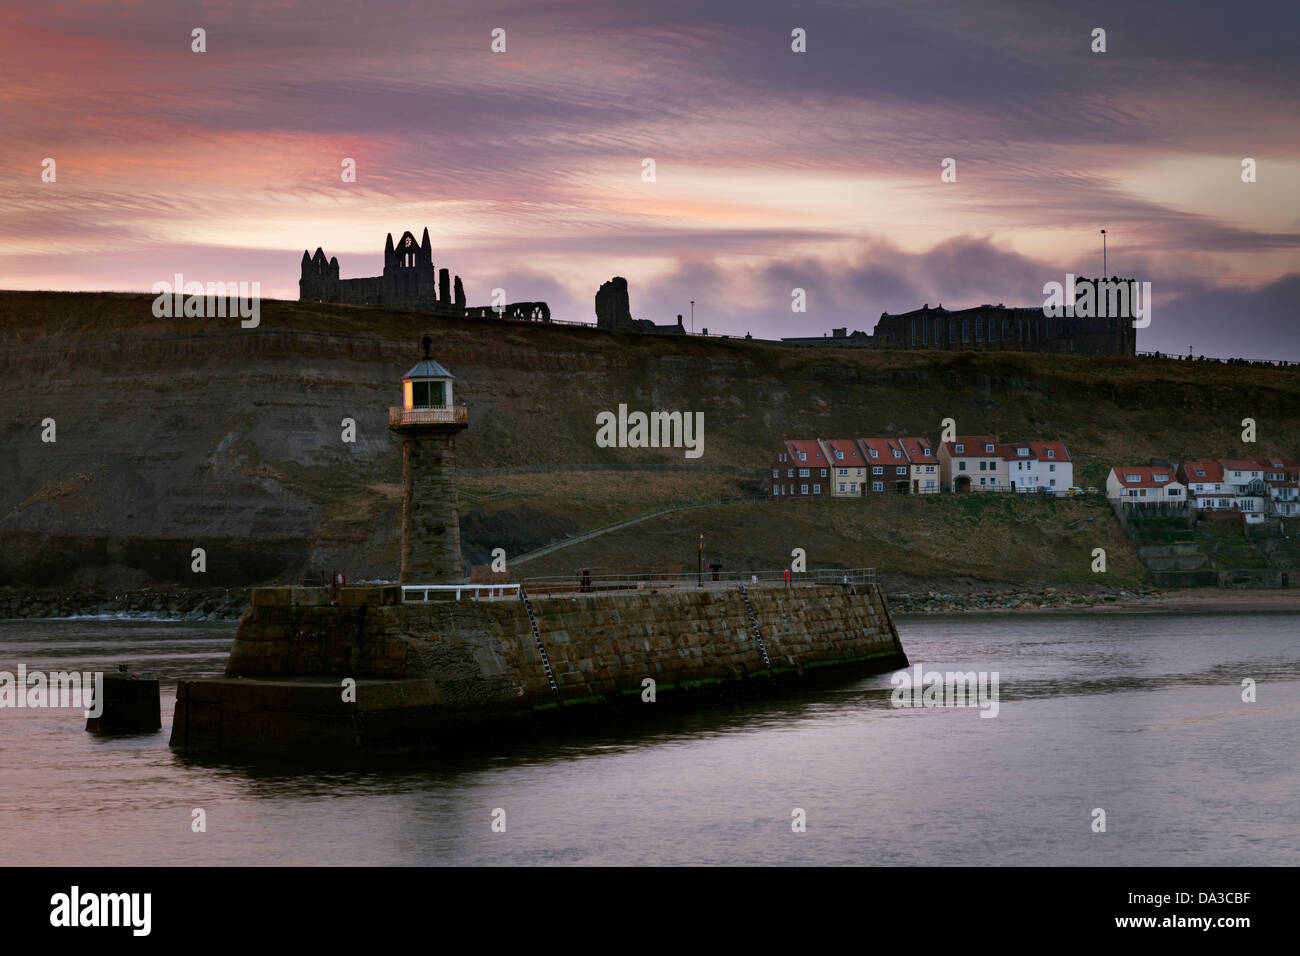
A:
[
  {"left": 737, "top": 585, "right": 772, "bottom": 669},
  {"left": 519, "top": 586, "right": 561, "bottom": 699}
]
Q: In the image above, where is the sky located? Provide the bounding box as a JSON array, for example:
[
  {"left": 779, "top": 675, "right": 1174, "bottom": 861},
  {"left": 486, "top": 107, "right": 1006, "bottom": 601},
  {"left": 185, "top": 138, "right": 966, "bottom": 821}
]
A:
[{"left": 2, "top": 0, "right": 1297, "bottom": 359}]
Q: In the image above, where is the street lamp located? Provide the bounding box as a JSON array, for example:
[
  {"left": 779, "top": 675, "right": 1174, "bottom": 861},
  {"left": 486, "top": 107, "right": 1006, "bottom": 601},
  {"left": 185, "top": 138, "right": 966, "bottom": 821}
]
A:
[
  {"left": 1100, "top": 229, "right": 1107, "bottom": 277},
  {"left": 690, "top": 300, "right": 695, "bottom": 336}
]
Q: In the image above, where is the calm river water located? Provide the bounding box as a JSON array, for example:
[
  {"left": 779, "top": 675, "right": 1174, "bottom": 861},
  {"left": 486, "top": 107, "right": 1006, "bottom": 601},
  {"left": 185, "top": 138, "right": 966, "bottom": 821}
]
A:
[{"left": 0, "top": 612, "right": 1295, "bottom": 866}]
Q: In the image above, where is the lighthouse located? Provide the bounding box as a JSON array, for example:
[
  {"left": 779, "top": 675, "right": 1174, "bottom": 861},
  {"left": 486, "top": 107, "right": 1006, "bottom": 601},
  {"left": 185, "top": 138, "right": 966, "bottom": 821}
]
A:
[{"left": 388, "top": 335, "right": 469, "bottom": 584}]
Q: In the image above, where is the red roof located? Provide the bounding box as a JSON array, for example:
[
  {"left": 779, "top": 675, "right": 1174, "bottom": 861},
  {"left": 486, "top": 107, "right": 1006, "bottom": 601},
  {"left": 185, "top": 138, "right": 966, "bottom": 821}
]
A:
[
  {"left": 898, "top": 436, "right": 934, "bottom": 461},
  {"left": 782, "top": 440, "right": 828, "bottom": 466},
  {"left": 1028, "top": 441, "right": 1070, "bottom": 462},
  {"left": 1111, "top": 466, "right": 1181, "bottom": 488},
  {"left": 820, "top": 438, "right": 864, "bottom": 465},
  {"left": 942, "top": 435, "right": 997, "bottom": 457},
  {"left": 999, "top": 442, "right": 1035, "bottom": 460},
  {"left": 1180, "top": 460, "right": 1223, "bottom": 483},
  {"left": 856, "top": 437, "right": 907, "bottom": 462},
  {"left": 1219, "top": 459, "right": 1263, "bottom": 471},
  {"left": 1257, "top": 457, "right": 1300, "bottom": 472}
]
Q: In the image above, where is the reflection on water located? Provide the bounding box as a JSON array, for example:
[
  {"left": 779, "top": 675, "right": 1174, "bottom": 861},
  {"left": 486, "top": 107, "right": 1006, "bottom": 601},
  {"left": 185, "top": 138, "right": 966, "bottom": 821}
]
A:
[{"left": 0, "top": 613, "right": 1296, "bottom": 865}]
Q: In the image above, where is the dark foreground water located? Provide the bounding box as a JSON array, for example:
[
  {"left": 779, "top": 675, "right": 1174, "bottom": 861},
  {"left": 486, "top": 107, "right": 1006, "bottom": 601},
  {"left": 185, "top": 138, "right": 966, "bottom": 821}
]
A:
[{"left": 0, "top": 612, "right": 1296, "bottom": 866}]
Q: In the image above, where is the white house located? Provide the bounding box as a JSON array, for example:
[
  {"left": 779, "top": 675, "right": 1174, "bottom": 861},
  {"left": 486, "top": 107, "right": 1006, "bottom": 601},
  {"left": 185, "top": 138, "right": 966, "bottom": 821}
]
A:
[
  {"left": 1219, "top": 458, "right": 1267, "bottom": 524},
  {"left": 899, "top": 436, "right": 939, "bottom": 495},
  {"left": 938, "top": 435, "right": 1007, "bottom": 492},
  {"left": 1106, "top": 466, "right": 1187, "bottom": 506},
  {"left": 817, "top": 437, "right": 868, "bottom": 497},
  {"left": 1002, "top": 441, "right": 1073, "bottom": 494},
  {"left": 1177, "top": 460, "right": 1230, "bottom": 510}
]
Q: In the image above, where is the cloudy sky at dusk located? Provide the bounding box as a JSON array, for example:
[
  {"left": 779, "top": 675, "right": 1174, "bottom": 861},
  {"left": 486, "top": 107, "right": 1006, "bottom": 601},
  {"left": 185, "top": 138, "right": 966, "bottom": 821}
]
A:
[{"left": 2, "top": 0, "right": 1297, "bottom": 358}]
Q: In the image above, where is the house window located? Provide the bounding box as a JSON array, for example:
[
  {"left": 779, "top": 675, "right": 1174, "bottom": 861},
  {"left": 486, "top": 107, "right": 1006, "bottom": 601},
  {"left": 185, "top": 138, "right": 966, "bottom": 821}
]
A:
[
  {"left": 924, "top": 448, "right": 932, "bottom": 457},
  {"left": 979, "top": 462, "right": 987, "bottom": 471},
  {"left": 1049, "top": 464, "right": 1055, "bottom": 472},
  {"left": 892, "top": 449, "right": 901, "bottom": 459},
  {"left": 979, "top": 477, "right": 986, "bottom": 485},
  {"left": 962, "top": 319, "right": 969, "bottom": 342},
  {"left": 1046, "top": 449, "right": 1055, "bottom": 459},
  {"left": 821, "top": 469, "right": 827, "bottom": 477},
  {"left": 873, "top": 466, "right": 883, "bottom": 475},
  {"left": 772, "top": 469, "right": 779, "bottom": 478},
  {"left": 801, "top": 484, "right": 809, "bottom": 495},
  {"left": 835, "top": 450, "right": 844, "bottom": 460},
  {"left": 976, "top": 317, "right": 984, "bottom": 342},
  {"left": 896, "top": 467, "right": 906, "bottom": 476},
  {"left": 926, "top": 480, "right": 935, "bottom": 489},
  {"left": 1049, "top": 479, "right": 1056, "bottom": 487},
  {"left": 955, "top": 443, "right": 965, "bottom": 453},
  {"left": 985, "top": 444, "right": 994, "bottom": 453},
  {"left": 799, "top": 468, "right": 810, "bottom": 478},
  {"left": 771, "top": 486, "right": 778, "bottom": 495},
  {"left": 839, "top": 468, "right": 848, "bottom": 477},
  {"left": 958, "top": 461, "right": 966, "bottom": 471},
  {"left": 1017, "top": 447, "right": 1028, "bottom": 457},
  {"left": 787, "top": 469, "right": 794, "bottom": 478},
  {"left": 849, "top": 483, "right": 857, "bottom": 493},
  {"left": 869, "top": 448, "right": 878, "bottom": 459},
  {"left": 1169, "top": 488, "right": 1181, "bottom": 496},
  {"left": 872, "top": 481, "right": 883, "bottom": 492},
  {"left": 926, "top": 465, "right": 935, "bottom": 473},
  {"left": 799, "top": 451, "right": 807, "bottom": 461},
  {"left": 813, "top": 485, "right": 821, "bottom": 495},
  {"left": 839, "top": 483, "right": 846, "bottom": 493}
]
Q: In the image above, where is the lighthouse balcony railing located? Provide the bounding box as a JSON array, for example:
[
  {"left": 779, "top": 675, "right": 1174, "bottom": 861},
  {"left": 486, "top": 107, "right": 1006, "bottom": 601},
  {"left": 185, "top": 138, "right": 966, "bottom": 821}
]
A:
[{"left": 389, "top": 404, "right": 468, "bottom": 426}]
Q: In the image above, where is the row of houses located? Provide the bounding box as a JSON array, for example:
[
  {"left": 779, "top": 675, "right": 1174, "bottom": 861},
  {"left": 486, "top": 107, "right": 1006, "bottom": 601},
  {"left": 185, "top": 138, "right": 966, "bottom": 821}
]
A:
[
  {"left": 1105, "top": 456, "right": 1300, "bottom": 524},
  {"left": 771, "top": 435, "right": 1073, "bottom": 497}
]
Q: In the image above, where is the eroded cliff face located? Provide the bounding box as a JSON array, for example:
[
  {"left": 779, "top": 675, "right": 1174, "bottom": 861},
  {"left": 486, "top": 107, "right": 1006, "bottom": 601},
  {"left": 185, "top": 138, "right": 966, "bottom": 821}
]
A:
[{"left": 2, "top": 291, "right": 1297, "bottom": 587}]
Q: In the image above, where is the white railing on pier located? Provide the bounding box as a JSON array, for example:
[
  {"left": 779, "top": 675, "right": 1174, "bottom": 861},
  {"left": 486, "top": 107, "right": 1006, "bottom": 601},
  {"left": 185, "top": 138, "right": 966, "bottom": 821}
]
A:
[
  {"left": 401, "top": 583, "right": 520, "bottom": 602},
  {"left": 389, "top": 405, "right": 468, "bottom": 426}
]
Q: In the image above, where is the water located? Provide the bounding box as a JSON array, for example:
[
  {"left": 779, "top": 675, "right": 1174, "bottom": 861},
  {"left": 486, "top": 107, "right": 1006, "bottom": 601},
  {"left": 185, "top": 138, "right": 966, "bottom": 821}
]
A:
[{"left": 0, "top": 612, "right": 1296, "bottom": 866}]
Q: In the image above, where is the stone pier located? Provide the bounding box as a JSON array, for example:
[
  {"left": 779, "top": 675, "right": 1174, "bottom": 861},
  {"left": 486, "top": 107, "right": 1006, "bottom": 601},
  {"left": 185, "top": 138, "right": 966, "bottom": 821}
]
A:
[{"left": 170, "top": 583, "right": 908, "bottom": 756}]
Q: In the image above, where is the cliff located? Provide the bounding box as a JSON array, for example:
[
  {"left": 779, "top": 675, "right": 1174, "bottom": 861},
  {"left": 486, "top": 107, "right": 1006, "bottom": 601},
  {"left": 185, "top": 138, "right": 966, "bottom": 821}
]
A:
[{"left": 2, "top": 291, "right": 1297, "bottom": 588}]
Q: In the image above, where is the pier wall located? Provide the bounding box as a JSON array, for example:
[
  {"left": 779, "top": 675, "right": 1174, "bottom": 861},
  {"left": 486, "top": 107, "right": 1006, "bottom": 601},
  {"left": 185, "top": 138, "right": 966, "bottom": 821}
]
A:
[{"left": 170, "top": 583, "right": 906, "bottom": 754}]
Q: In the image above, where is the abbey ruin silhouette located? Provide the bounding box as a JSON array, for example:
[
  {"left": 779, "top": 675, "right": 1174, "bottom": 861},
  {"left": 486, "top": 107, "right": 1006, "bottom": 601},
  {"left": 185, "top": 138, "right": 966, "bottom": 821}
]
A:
[{"left": 298, "top": 227, "right": 550, "bottom": 321}]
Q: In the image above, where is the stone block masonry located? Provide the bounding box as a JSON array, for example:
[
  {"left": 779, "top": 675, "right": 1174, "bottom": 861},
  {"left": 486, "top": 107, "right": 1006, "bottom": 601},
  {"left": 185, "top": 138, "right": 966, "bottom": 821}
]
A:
[
  {"left": 398, "top": 428, "right": 464, "bottom": 584},
  {"left": 171, "top": 584, "right": 907, "bottom": 755}
]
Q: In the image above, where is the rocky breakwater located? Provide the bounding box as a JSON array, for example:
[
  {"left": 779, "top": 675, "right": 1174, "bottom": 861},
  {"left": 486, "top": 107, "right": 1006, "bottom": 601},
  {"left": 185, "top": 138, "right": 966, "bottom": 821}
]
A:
[
  {"left": 170, "top": 581, "right": 908, "bottom": 756},
  {"left": 0, "top": 586, "right": 250, "bottom": 620},
  {"left": 887, "top": 585, "right": 1160, "bottom": 613}
]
